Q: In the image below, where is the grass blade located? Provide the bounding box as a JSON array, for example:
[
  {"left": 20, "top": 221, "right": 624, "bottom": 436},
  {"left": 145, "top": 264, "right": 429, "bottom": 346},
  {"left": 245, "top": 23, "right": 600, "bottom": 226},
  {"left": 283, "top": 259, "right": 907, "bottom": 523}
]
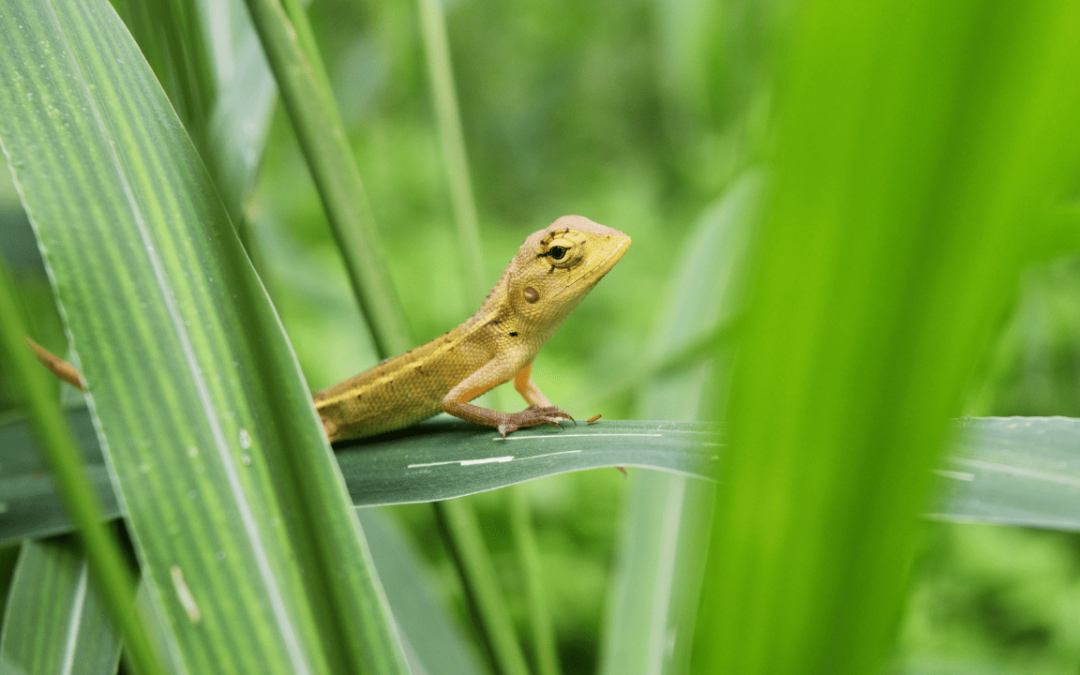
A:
[
  {"left": 698, "top": 3, "right": 1080, "bottom": 674},
  {"left": 434, "top": 499, "right": 531, "bottom": 675},
  {"left": 416, "top": 0, "right": 484, "bottom": 300},
  {"left": 0, "top": 538, "right": 123, "bottom": 675},
  {"left": 509, "top": 488, "right": 561, "bottom": 675},
  {"left": 358, "top": 509, "right": 487, "bottom": 675},
  {"left": 17, "top": 412, "right": 1080, "bottom": 541},
  {"left": 413, "top": 4, "right": 538, "bottom": 671},
  {"left": 0, "top": 0, "right": 409, "bottom": 672},
  {"left": 931, "top": 417, "right": 1080, "bottom": 531},
  {"left": 598, "top": 173, "right": 760, "bottom": 675},
  {"left": 0, "top": 256, "right": 161, "bottom": 675},
  {"left": 0, "top": 408, "right": 120, "bottom": 545},
  {"left": 115, "top": 0, "right": 278, "bottom": 253},
  {"left": 240, "top": 0, "right": 411, "bottom": 356}
]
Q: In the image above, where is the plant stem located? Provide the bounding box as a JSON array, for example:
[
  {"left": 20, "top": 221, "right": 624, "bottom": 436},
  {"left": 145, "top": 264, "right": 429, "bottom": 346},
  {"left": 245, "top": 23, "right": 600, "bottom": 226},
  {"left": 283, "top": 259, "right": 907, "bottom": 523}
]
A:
[
  {"left": 434, "top": 499, "right": 532, "bottom": 675},
  {"left": 279, "top": 0, "right": 333, "bottom": 97},
  {"left": 0, "top": 262, "right": 166, "bottom": 675},
  {"left": 415, "top": 4, "right": 546, "bottom": 674},
  {"left": 416, "top": 0, "right": 486, "bottom": 301},
  {"left": 509, "top": 487, "right": 562, "bottom": 675},
  {"left": 241, "top": 0, "right": 412, "bottom": 356}
]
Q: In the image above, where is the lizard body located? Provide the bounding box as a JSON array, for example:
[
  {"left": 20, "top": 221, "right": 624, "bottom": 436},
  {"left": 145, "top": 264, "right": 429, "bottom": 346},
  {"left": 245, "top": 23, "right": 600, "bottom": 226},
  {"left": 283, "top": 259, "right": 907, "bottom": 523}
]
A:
[{"left": 314, "top": 215, "right": 630, "bottom": 440}]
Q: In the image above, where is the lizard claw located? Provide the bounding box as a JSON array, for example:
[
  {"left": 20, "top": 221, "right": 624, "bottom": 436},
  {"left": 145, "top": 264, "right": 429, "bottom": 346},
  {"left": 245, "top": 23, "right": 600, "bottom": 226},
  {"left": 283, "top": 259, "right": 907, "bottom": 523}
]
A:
[{"left": 498, "top": 406, "right": 574, "bottom": 437}]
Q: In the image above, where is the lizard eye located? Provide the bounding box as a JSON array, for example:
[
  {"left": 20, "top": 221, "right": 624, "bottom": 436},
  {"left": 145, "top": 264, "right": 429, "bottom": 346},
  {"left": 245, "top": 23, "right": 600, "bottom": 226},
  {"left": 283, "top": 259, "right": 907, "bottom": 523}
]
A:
[{"left": 539, "top": 237, "right": 583, "bottom": 268}]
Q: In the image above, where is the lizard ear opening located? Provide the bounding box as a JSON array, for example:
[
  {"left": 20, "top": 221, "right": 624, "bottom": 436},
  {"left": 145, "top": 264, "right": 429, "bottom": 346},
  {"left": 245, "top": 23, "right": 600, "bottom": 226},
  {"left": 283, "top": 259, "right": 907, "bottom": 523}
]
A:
[{"left": 524, "top": 287, "right": 540, "bottom": 303}]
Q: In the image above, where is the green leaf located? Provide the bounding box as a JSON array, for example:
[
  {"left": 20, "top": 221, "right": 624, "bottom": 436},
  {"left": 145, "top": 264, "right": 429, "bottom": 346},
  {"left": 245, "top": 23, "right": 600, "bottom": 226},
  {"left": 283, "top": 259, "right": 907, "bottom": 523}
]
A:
[
  {"left": 240, "top": 0, "right": 412, "bottom": 356},
  {"left": 357, "top": 509, "right": 487, "bottom": 675},
  {"left": 0, "top": 547, "right": 19, "bottom": 618},
  {"left": 598, "top": 172, "right": 761, "bottom": 675},
  {"left": 339, "top": 420, "right": 720, "bottom": 504},
  {"left": 932, "top": 417, "right": 1080, "bottom": 530},
  {"left": 0, "top": 656, "right": 28, "bottom": 675},
  {"left": 0, "top": 176, "right": 161, "bottom": 675},
  {"left": 698, "top": 3, "right": 1080, "bottom": 675},
  {"left": 115, "top": 0, "right": 278, "bottom": 212},
  {"left": 15, "top": 406, "right": 1080, "bottom": 538},
  {"left": 16, "top": 407, "right": 1080, "bottom": 539},
  {"left": 0, "top": 537, "right": 122, "bottom": 675},
  {"left": 113, "top": 0, "right": 278, "bottom": 252},
  {"left": 0, "top": 1, "right": 408, "bottom": 673},
  {"left": 0, "top": 409, "right": 719, "bottom": 539},
  {"left": 201, "top": 0, "right": 279, "bottom": 211},
  {"left": 110, "top": 0, "right": 216, "bottom": 144}
]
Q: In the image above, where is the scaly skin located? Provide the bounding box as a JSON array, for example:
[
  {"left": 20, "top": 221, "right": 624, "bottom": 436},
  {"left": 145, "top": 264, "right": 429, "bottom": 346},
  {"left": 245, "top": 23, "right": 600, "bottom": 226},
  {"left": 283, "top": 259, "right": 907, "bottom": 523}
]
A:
[{"left": 314, "top": 215, "right": 630, "bottom": 440}]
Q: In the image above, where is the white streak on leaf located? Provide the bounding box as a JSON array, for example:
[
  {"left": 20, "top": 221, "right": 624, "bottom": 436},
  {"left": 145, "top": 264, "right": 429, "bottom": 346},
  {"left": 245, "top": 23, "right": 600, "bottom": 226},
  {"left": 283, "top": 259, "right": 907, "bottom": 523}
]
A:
[
  {"left": 170, "top": 566, "right": 201, "bottom": 623},
  {"left": 493, "top": 433, "right": 663, "bottom": 442}
]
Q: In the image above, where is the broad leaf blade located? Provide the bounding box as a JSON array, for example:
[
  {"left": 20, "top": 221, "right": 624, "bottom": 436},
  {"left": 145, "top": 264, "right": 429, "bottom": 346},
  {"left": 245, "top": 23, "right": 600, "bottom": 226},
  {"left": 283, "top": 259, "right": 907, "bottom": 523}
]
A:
[
  {"left": 337, "top": 420, "right": 720, "bottom": 505},
  {"left": 932, "top": 417, "right": 1080, "bottom": 530},
  {"left": 0, "top": 538, "right": 122, "bottom": 675},
  {"left": 13, "top": 410, "right": 1080, "bottom": 538},
  {"left": 700, "top": 3, "right": 1080, "bottom": 675},
  {"left": 113, "top": 0, "right": 278, "bottom": 215},
  {"left": 0, "top": 1, "right": 407, "bottom": 673},
  {"left": 0, "top": 411, "right": 721, "bottom": 541}
]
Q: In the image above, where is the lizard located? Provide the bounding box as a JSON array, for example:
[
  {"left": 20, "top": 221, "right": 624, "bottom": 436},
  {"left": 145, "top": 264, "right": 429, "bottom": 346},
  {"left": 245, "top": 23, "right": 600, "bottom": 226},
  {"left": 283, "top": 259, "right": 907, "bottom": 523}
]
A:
[
  {"left": 314, "top": 215, "right": 630, "bottom": 441},
  {"left": 19, "top": 215, "right": 630, "bottom": 440}
]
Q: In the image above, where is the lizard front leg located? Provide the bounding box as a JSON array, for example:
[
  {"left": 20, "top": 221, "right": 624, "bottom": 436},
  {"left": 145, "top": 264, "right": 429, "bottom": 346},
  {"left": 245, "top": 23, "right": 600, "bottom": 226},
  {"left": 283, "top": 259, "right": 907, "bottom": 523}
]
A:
[
  {"left": 443, "top": 358, "right": 573, "bottom": 437},
  {"left": 512, "top": 362, "right": 553, "bottom": 407},
  {"left": 512, "top": 361, "right": 574, "bottom": 421}
]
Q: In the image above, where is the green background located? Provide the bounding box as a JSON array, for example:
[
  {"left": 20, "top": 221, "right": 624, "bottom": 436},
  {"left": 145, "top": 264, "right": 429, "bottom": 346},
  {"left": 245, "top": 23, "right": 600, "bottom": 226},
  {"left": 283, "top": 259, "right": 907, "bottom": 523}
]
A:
[{"left": 2, "top": 0, "right": 1079, "bottom": 672}]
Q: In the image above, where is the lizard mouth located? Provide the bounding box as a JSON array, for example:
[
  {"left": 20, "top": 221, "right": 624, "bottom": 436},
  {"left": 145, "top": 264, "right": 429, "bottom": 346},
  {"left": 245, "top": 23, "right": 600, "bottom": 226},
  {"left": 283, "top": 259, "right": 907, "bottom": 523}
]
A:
[{"left": 555, "top": 235, "right": 630, "bottom": 298}]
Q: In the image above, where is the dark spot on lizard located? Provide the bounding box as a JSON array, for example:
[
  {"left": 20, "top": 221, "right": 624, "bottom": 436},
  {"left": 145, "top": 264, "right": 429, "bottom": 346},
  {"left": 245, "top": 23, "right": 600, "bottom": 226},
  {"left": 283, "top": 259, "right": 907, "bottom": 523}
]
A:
[{"left": 509, "top": 332, "right": 519, "bottom": 337}]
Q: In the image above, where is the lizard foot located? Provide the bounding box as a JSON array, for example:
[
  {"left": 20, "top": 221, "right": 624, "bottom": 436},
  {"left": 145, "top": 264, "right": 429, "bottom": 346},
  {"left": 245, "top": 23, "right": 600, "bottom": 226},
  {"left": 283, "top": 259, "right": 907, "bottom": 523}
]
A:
[{"left": 497, "top": 406, "right": 574, "bottom": 438}]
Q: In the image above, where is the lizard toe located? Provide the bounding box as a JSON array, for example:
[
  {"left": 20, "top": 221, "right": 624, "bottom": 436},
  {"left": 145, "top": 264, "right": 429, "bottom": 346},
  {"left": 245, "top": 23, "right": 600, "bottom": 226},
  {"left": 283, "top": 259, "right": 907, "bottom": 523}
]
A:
[{"left": 497, "top": 422, "right": 516, "bottom": 438}]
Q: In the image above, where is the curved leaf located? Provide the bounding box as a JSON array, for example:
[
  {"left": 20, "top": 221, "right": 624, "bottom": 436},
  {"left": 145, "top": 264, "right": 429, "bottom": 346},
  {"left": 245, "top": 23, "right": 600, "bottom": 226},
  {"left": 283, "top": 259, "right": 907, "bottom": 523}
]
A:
[
  {"left": 13, "top": 409, "right": 1080, "bottom": 540},
  {"left": 0, "top": 1, "right": 407, "bottom": 673}
]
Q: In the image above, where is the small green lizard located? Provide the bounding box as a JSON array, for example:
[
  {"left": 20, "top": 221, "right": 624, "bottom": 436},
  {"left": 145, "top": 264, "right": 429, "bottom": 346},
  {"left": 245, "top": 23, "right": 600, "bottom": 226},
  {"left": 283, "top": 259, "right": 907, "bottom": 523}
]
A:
[{"left": 314, "top": 215, "right": 630, "bottom": 440}]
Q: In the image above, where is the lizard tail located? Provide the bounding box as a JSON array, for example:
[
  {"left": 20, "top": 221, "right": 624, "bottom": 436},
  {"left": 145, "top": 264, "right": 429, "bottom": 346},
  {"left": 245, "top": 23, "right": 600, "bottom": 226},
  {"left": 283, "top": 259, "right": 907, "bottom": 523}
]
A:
[{"left": 25, "top": 336, "right": 86, "bottom": 391}]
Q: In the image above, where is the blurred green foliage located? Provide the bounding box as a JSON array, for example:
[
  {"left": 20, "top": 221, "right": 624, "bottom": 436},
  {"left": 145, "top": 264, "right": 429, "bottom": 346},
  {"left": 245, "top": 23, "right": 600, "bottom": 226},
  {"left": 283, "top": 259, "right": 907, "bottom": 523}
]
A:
[{"left": 3, "top": 0, "right": 1080, "bottom": 672}]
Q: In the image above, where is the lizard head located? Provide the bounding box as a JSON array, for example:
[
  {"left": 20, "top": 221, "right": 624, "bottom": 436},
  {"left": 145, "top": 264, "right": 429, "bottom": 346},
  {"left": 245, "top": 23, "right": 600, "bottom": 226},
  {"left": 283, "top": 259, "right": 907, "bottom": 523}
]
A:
[{"left": 506, "top": 215, "right": 630, "bottom": 334}]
